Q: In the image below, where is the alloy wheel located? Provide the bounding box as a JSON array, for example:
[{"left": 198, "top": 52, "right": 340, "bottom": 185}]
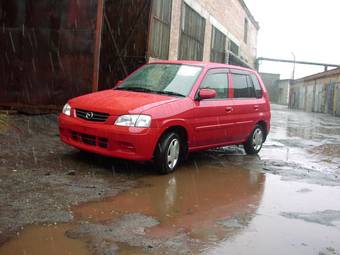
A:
[
  {"left": 252, "top": 128, "right": 263, "bottom": 151},
  {"left": 167, "top": 138, "right": 180, "bottom": 170}
]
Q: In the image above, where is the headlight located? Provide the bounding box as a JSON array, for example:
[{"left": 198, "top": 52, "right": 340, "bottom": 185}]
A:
[
  {"left": 115, "top": 115, "right": 151, "bottom": 128},
  {"left": 62, "top": 103, "right": 71, "bottom": 116}
]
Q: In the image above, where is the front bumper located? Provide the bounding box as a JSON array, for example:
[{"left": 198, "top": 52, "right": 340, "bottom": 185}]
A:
[{"left": 58, "top": 114, "right": 159, "bottom": 161}]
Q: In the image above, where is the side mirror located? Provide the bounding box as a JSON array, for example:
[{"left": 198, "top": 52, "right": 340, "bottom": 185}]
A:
[
  {"left": 115, "top": 80, "right": 123, "bottom": 87},
  {"left": 198, "top": 88, "right": 216, "bottom": 100}
]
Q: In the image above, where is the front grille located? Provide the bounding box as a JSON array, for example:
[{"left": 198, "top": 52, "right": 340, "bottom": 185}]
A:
[
  {"left": 71, "top": 131, "right": 108, "bottom": 148},
  {"left": 80, "top": 134, "right": 96, "bottom": 146},
  {"left": 98, "top": 138, "right": 109, "bottom": 148},
  {"left": 76, "top": 109, "right": 109, "bottom": 122}
]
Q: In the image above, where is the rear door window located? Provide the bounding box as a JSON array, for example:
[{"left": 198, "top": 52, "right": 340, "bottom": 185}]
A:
[
  {"left": 250, "top": 74, "right": 263, "bottom": 98},
  {"left": 231, "top": 72, "right": 256, "bottom": 98}
]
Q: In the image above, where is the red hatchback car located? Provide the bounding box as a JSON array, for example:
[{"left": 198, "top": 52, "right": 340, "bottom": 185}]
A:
[{"left": 59, "top": 61, "right": 271, "bottom": 174}]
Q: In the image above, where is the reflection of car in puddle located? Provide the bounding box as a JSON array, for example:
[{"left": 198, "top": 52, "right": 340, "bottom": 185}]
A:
[{"left": 74, "top": 159, "right": 265, "bottom": 242}]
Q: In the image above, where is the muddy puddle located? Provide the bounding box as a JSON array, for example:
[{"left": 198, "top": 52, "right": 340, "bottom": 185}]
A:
[
  {"left": 3, "top": 163, "right": 340, "bottom": 255},
  {"left": 205, "top": 174, "right": 340, "bottom": 255},
  {"left": 73, "top": 162, "right": 265, "bottom": 241},
  {"left": 0, "top": 161, "right": 265, "bottom": 255},
  {"left": 0, "top": 224, "right": 90, "bottom": 255}
]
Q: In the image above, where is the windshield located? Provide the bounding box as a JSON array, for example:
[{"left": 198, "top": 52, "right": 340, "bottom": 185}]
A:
[{"left": 116, "top": 64, "right": 202, "bottom": 97}]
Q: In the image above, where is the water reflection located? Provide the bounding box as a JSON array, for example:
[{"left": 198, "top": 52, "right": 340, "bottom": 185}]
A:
[
  {"left": 74, "top": 160, "right": 265, "bottom": 242},
  {"left": 270, "top": 105, "right": 340, "bottom": 141}
]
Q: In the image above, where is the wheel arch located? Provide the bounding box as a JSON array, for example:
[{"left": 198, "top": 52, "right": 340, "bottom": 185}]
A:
[
  {"left": 256, "top": 120, "right": 268, "bottom": 141},
  {"left": 153, "top": 123, "right": 190, "bottom": 159}
]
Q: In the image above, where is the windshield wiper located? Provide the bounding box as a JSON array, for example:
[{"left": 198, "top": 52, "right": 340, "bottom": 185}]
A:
[
  {"left": 116, "top": 87, "right": 185, "bottom": 97},
  {"left": 115, "top": 87, "right": 155, "bottom": 93},
  {"left": 155, "top": 91, "right": 185, "bottom": 97}
]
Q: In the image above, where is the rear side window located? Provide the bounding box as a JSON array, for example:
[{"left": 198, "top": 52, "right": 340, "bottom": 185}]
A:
[
  {"left": 231, "top": 73, "right": 255, "bottom": 98},
  {"left": 250, "top": 74, "right": 263, "bottom": 98},
  {"left": 200, "top": 72, "right": 229, "bottom": 99}
]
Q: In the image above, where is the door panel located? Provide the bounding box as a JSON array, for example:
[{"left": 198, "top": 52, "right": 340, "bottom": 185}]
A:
[
  {"left": 229, "top": 71, "right": 265, "bottom": 142},
  {"left": 192, "top": 69, "right": 233, "bottom": 147},
  {"left": 230, "top": 99, "right": 263, "bottom": 141},
  {"left": 193, "top": 101, "right": 230, "bottom": 146}
]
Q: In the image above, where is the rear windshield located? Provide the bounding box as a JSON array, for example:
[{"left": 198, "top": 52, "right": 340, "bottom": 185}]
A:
[{"left": 118, "top": 64, "right": 203, "bottom": 97}]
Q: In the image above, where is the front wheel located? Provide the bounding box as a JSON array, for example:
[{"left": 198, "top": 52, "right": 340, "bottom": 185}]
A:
[
  {"left": 155, "top": 132, "right": 182, "bottom": 174},
  {"left": 244, "top": 125, "right": 265, "bottom": 155}
]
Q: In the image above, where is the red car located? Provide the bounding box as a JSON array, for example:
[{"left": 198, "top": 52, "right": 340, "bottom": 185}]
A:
[{"left": 59, "top": 61, "right": 271, "bottom": 174}]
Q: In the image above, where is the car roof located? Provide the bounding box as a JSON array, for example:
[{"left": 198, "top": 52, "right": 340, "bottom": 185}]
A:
[{"left": 148, "top": 60, "right": 256, "bottom": 73}]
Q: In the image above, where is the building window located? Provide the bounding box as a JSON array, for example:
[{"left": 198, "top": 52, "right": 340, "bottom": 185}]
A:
[
  {"left": 229, "top": 40, "right": 239, "bottom": 56},
  {"left": 228, "top": 39, "right": 241, "bottom": 65},
  {"left": 210, "top": 26, "right": 227, "bottom": 63},
  {"left": 244, "top": 18, "right": 248, "bottom": 44},
  {"left": 150, "top": 0, "right": 172, "bottom": 59},
  {"left": 179, "top": 3, "right": 206, "bottom": 61}
]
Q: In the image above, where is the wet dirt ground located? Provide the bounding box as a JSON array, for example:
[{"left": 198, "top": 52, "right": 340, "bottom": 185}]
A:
[{"left": 0, "top": 104, "right": 340, "bottom": 255}]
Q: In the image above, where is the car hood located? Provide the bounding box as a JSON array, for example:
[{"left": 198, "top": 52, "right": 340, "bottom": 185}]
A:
[{"left": 69, "top": 89, "right": 180, "bottom": 115}]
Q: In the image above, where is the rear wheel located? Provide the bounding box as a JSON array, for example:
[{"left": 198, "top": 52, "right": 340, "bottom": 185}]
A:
[
  {"left": 155, "top": 132, "right": 182, "bottom": 174},
  {"left": 244, "top": 125, "right": 265, "bottom": 155}
]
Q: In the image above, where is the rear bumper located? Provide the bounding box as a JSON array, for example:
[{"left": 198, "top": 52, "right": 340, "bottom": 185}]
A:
[{"left": 58, "top": 114, "right": 159, "bottom": 161}]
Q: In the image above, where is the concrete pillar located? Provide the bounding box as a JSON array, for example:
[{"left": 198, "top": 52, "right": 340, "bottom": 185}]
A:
[
  {"left": 202, "top": 20, "right": 212, "bottom": 61},
  {"left": 168, "top": 0, "right": 182, "bottom": 60}
]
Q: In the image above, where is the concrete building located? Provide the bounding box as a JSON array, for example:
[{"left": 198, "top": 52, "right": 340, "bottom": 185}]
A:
[
  {"left": 276, "top": 79, "right": 291, "bottom": 105},
  {"left": 260, "top": 73, "right": 291, "bottom": 105},
  {"left": 290, "top": 68, "right": 340, "bottom": 116},
  {"left": 0, "top": 0, "right": 259, "bottom": 111},
  {"left": 259, "top": 73, "right": 280, "bottom": 103}
]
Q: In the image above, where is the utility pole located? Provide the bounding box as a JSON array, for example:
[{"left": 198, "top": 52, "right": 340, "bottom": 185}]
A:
[{"left": 291, "top": 52, "right": 296, "bottom": 80}]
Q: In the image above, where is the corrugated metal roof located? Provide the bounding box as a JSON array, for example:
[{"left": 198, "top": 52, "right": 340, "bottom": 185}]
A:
[{"left": 292, "top": 68, "right": 340, "bottom": 84}]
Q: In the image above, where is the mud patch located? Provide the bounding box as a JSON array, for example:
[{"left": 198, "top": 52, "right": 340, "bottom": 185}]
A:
[
  {"left": 319, "top": 247, "right": 339, "bottom": 255},
  {"left": 262, "top": 160, "right": 340, "bottom": 186},
  {"left": 66, "top": 213, "right": 194, "bottom": 255},
  {"left": 281, "top": 210, "right": 340, "bottom": 227},
  {"left": 217, "top": 213, "right": 253, "bottom": 230},
  {"left": 0, "top": 224, "right": 90, "bottom": 255},
  {"left": 0, "top": 114, "right": 137, "bottom": 245},
  {"left": 311, "top": 144, "right": 340, "bottom": 157}
]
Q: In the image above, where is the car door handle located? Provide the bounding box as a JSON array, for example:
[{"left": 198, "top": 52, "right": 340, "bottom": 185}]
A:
[
  {"left": 225, "top": 107, "right": 233, "bottom": 113},
  {"left": 254, "top": 105, "right": 259, "bottom": 111}
]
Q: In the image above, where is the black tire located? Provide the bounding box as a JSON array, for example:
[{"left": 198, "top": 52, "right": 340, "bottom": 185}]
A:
[
  {"left": 155, "top": 132, "right": 182, "bottom": 174},
  {"left": 244, "top": 125, "right": 265, "bottom": 155}
]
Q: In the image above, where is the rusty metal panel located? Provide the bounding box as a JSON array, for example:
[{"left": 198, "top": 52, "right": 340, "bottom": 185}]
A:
[
  {"left": 0, "top": 0, "right": 97, "bottom": 109},
  {"left": 98, "top": 0, "right": 151, "bottom": 90}
]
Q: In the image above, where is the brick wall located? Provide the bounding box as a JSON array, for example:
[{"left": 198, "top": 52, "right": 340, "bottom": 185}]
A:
[{"left": 168, "top": 0, "right": 258, "bottom": 67}]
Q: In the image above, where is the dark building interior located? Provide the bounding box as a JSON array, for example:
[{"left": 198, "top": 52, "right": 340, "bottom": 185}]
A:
[{"left": 0, "top": 0, "right": 151, "bottom": 111}]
